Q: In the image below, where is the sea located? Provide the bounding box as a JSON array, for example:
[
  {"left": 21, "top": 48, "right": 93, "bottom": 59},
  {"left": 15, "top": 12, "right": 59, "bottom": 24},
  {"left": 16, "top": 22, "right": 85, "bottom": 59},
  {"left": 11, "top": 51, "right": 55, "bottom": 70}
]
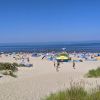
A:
[{"left": 0, "top": 42, "right": 100, "bottom": 53}]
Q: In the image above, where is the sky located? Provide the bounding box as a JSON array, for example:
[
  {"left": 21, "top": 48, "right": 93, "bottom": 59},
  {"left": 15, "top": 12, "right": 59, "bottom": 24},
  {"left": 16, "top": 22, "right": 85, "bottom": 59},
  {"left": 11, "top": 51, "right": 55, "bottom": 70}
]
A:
[{"left": 0, "top": 0, "right": 100, "bottom": 43}]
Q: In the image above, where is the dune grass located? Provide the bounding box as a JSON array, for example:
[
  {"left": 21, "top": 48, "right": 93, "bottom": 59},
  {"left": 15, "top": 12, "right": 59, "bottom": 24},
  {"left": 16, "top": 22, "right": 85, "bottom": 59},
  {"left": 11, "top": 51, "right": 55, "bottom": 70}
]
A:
[
  {"left": 0, "top": 63, "right": 18, "bottom": 72},
  {"left": 0, "top": 62, "right": 30, "bottom": 77},
  {"left": 43, "top": 86, "right": 100, "bottom": 100},
  {"left": 0, "top": 63, "right": 18, "bottom": 77},
  {"left": 86, "top": 67, "right": 100, "bottom": 78},
  {"left": 13, "top": 63, "right": 26, "bottom": 67}
]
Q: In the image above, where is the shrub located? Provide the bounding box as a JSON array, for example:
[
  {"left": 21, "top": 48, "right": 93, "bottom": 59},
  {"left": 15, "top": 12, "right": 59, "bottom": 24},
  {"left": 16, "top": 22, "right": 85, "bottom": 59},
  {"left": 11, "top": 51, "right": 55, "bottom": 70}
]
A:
[
  {"left": 86, "top": 67, "right": 100, "bottom": 78},
  {"left": 0, "top": 63, "right": 18, "bottom": 77},
  {"left": 12, "top": 63, "right": 19, "bottom": 67}
]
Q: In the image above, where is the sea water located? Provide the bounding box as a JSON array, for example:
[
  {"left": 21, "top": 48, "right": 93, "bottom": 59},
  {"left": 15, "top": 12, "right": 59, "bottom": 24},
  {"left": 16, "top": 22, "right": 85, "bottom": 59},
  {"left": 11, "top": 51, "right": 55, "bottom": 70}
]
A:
[{"left": 0, "top": 42, "right": 100, "bottom": 53}]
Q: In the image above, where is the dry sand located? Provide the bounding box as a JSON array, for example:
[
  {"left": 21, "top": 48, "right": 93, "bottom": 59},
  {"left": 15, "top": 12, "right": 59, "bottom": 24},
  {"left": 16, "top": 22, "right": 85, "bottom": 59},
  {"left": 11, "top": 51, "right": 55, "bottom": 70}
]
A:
[{"left": 0, "top": 55, "right": 100, "bottom": 100}]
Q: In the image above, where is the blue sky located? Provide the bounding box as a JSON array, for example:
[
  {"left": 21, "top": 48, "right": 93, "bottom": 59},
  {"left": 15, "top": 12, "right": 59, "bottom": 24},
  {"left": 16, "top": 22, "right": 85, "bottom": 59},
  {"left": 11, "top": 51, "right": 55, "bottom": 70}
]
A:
[{"left": 0, "top": 0, "right": 100, "bottom": 43}]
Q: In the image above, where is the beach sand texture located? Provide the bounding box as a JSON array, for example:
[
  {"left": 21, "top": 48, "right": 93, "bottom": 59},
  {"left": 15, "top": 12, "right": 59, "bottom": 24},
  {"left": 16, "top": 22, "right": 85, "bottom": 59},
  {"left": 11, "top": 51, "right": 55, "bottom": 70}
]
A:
[{"left": 0, "top": 55, "right": 100, "bottom": 100}]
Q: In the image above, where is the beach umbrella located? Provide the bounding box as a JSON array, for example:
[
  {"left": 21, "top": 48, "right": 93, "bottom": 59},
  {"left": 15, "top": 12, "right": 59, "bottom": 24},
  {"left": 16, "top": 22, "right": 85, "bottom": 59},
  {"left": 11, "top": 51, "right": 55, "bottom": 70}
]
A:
[
  {"left": 56, "top": 52, "right": 69, "bottom": 62},
  {"left": 56, "top": 56, "right": 69, "bottom": 62}
]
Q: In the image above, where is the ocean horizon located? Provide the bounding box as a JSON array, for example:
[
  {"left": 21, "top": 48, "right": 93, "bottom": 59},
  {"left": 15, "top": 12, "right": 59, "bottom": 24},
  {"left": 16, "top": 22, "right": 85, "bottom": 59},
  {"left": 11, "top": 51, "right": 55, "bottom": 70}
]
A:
[{"left": 0, "top": 41, "right": 100, "bottom": 53}]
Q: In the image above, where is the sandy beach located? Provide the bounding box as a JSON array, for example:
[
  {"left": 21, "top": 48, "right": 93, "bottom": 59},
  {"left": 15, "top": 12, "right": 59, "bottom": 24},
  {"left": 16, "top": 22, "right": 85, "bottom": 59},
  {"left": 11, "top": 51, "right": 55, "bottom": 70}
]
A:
[
  {"left": 0, "top": 55, "right": 100, "bottom": 100},
  {"left": 1, "top": 0, "right": 100, "bottom": 99}
]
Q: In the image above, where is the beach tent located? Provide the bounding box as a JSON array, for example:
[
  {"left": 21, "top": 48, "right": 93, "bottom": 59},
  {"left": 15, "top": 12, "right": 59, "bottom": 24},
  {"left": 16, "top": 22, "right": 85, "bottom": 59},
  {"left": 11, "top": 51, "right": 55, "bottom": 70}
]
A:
[
  {"left": 32, "top": 53, "right": 40, "bottom": 57},
  {"left": 56, "top": 53, "right": 69, "bottom": 62}
]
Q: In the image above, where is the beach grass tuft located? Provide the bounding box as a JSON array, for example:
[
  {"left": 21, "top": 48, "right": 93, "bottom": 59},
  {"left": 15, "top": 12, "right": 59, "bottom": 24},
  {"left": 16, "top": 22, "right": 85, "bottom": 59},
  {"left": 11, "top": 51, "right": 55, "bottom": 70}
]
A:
[
  {"left": 0, "top": 63, "right": 18, "bottom": 72},
  {"left": 43, "top": 86, "right": 100, "bottom": 100},
  {"left": 86, "top": 67, "right": 100, "bottom": 78},
  {"left": 0, "top": 63, "right": 18, "bottom": 77}
]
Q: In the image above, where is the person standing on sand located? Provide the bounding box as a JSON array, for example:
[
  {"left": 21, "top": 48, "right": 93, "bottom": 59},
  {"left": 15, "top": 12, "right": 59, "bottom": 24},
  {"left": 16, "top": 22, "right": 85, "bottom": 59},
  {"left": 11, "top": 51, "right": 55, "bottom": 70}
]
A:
[
  {"left": 53, "top": 58, "right": 56, "bottom": 67},
  {"left": 56, "top": 61, "right": 60, "bottom": 72},
  {"left": 54, "top": 61, "right": 56, "bottom": 67},
  {"left": 73, "top": 60, "right": 75, "bottom": 69},
  {"left": 27, "top": 57, "right": 30, "bottom": 62}
]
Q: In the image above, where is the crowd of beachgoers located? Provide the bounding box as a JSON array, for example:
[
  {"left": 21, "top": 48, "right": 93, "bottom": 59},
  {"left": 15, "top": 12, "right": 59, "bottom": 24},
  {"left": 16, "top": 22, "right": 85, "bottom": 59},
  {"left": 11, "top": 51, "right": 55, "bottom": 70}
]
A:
[
  {"left": 0, "top": 51, "right": 100, "bottom": 72},
  {"left": 0, "top": 51, "right": 100, "bottom": 64},
  {"left": 43, "top": 52, "right": 100, "bottom": 61}
]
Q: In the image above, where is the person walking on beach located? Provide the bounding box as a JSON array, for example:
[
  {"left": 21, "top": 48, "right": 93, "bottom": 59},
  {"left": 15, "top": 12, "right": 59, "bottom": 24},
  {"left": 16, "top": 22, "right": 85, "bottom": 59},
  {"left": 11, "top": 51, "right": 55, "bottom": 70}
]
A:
[
  {"left": 53, "top": 58, "right": 57, "bottom": 67},
  {"left": 54, "top": 61, "right": 56, "bottom": 67},
  {"left": 73, "top": 60, "right": 75, "bottom": 69},
  {"left": 42, "top": 56, "right": 45, "bottom": 60},
  {"left": 56, "top": 61, "right": 60, "bottom": 72},
  {"left": 27, "top": 57, "right": 30, "bottom": 62}
]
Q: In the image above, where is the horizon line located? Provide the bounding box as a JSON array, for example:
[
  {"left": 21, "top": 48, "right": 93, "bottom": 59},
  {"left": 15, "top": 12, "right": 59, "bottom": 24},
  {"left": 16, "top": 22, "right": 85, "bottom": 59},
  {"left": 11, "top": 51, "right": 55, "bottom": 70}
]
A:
[{"left": 0, "top": 40, "right": 100, "bottom": 45}]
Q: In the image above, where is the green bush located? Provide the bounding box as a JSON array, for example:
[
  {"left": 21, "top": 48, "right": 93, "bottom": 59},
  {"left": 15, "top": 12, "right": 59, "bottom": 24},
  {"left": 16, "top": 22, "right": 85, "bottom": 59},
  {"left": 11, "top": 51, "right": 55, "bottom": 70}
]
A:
[
  {"left": 0, "top": 63, "right": 18, "bottom": 72},
  {"left": 12, "top": 63, "right": 19, "bottom": 67},
  {"left": 0, "top": 63, "right": 18, "bottom": 77},
  {"left": 86, "top": 67, "right": 100, "bottom": 78},
  {"left": 19, "top": 64, "right": 26, "bottom": 67},
  {"left": 12, "top": 63, "right": 26, "bottom": 67}
]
